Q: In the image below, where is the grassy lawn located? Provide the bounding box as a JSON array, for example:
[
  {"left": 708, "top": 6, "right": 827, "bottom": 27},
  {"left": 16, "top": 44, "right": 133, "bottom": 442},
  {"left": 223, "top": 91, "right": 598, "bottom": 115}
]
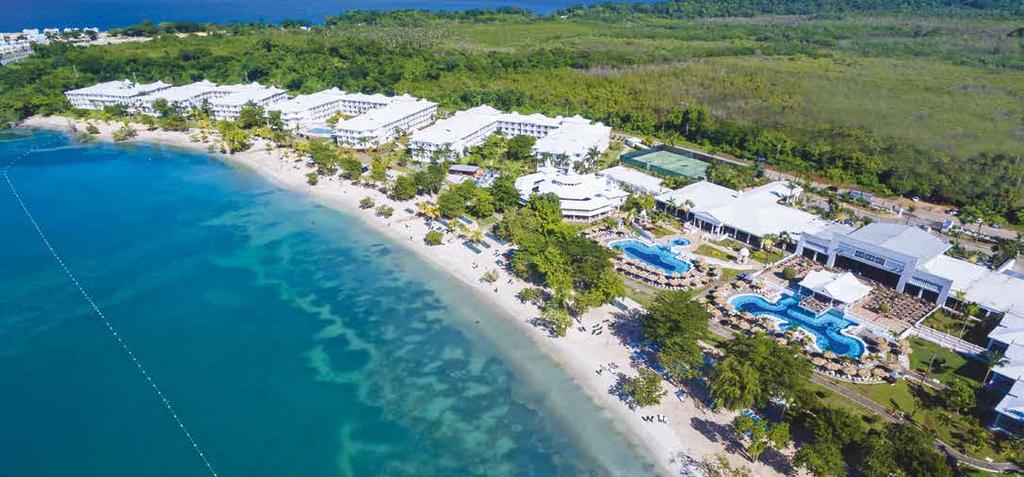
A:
[
  {"left": 750, "top": 249, "right": 785, "bottom": 264},
  {"left": 923, "top": 310, "right": 999, "bottom": 348},
  {"left": 840, "top": 379, "right": 1015, "bottom": 462},
  {"left": 695, "top": 244, "right": 735, "bottom": 261},
  {"left": 646, "top": 223, "right": 677, "bottom": 238},
  {"left": 719, "top": 268, "right": 743, "bottom": 283},
  {"left": 908, "top": 337, "right": 986, "bottom": 387},
  {"left": 621, "top": 282, "right": 656, "bottom": 308},
  {"left": 808, "top": 382, "right": 886, "bottom": 429}
]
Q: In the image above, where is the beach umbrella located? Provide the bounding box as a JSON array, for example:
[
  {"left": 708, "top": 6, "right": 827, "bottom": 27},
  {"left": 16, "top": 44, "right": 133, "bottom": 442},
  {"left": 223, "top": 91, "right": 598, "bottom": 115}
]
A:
[
  {"left": 872, "top": 367, "right": 887, "bottom": 377},
  {"left": 775, "top": 337, "right": 788, "bottom": 346},
  {"left": 859, "top": 355, "right": 872, "bottom": 365},
  {"left": 858, "top": 368, "right": 872, "bottom": 378},
  {"left": 823, "top": 350, "right": 837, "bottom": 361},
  {"left": 737, "top": 321, "right": 751, "bottom": 331},
  {"left": 811, "top": 357, "right": 826, "bottom": 367},
  {"left": 826, "top": 362, "right": 841, "bottom": 371},
  {"left": 842, "top": 365, "right": 858, "bottom": 376}
]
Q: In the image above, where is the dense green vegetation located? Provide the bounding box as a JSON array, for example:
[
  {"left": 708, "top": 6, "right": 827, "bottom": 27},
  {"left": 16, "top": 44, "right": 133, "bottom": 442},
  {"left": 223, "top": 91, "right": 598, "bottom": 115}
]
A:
[{"left": 2, "top": 1, "right": 1023, "bottom": 222}]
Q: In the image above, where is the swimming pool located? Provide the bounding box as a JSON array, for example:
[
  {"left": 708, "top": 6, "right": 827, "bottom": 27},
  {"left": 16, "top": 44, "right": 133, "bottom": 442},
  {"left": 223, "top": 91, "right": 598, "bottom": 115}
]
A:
[
  {"left": 730, "top": 293, "right": 865, "bottom": 358},
  {"left": 609, "top": 239, "right": 692, "bottom": 274}
]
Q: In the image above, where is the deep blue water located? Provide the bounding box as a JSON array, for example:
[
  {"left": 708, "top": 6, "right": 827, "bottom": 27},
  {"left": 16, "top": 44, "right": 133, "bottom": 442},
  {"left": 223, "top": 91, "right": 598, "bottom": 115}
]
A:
[
  {"left": 0, "top": 129, "right": 655, "bottom": 477},
  {"left": 730, "top": 292, "right": 866, "bottom": 358},
  {"left": 609, "top": 239, "right": 692, "bottom": 274},
  {"left": 5, "top": 0, "right": 645, "bottom": 31}
]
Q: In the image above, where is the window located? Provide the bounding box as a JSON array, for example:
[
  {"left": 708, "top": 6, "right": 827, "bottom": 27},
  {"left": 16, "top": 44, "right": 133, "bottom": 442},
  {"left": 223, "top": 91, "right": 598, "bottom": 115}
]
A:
[{"left": 853, "top": 249, "right": 885, "bottom": 266}]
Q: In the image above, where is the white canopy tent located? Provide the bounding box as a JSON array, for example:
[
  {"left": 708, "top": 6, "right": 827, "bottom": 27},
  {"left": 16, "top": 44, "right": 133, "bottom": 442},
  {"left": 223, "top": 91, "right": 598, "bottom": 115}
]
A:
[{"left": 799, "top": 270, "right": 872, "bottom": 304}]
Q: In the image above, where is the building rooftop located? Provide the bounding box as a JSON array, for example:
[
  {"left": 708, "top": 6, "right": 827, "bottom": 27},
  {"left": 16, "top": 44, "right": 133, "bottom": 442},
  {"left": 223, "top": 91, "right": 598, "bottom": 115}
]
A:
[
  {"left": 335, "top": 99, "right": 437, "bottom": 133},
  {"left": 410, "top": 105, "right": 502, "bottom": 144},
  {"left": 210, "top": 83, "right": 286, "bottom": 107},
  {"left": 271, "top": 88, "right": 347, "bottom": 114},
  {"left": 964, "top": 271, "right": 1024, "bottom": 317},
  {"left": 67, "top": 79, "right": 170, "bottom": 97},
  {"left": 919, "top": 255, "right": 991, "bottom": 294},
  {"left": 140, "top": 80, "right": 219, "bottom": 103},
  {"left": 656, "top": 180, "right": 737, "bottom": 211},
  {"left": 995, "top": 379, "right": 1024, "bottom": 420},
  {"left": 845, "top": 223, "right": 951, "bottom": 262},
  {"left": 532, "top": 121, "right": 611, "bottom": 157},
  {"left": 597, "top": 166, "right": 668, "bottom": 195}
]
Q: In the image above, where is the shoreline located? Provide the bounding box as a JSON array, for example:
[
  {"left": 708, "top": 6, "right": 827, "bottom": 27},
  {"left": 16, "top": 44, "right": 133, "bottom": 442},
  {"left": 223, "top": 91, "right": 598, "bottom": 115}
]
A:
[{"left": 17, "top": 115, "right": 788, "bottom": 477}]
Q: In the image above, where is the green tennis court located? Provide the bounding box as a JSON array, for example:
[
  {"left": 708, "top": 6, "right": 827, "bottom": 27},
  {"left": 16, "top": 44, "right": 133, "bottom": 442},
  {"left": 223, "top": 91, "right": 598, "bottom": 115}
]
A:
[{"left": 621, "top": 146, "right": 710, "bottom": 179}]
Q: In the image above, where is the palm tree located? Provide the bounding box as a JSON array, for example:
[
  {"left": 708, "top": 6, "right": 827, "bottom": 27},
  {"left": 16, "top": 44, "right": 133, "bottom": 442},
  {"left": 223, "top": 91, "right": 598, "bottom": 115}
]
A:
[
  {"left": 959, "top": 302, "right": 981, "bottom": 339},
  {"left": 760, "top": 233, "right": 778, "bottom": 251},
  {"left": 983, "top": 350, "right": 1009, "bottom": 385},
  {"left": 417, "top": 201, "right": 440, "bottom": 223},
  {"left": 778, "top": 231, "right": 794, "bottom": 251},
  {"left": 469, "top": 229, "right": 484, "bottom": 244}
]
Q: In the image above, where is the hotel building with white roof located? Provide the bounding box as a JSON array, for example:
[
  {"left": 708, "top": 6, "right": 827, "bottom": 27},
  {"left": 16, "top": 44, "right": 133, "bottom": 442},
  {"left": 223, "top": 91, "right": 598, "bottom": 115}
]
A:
[
  {"left": 657, "top": 180, "right": 822, "bottom": 248},
  {"left": 269, "top": 88, "right": 350, "bottom": 129},
  {"left": 65, "top": 79, "right": 171, "bottom": 110},
  {"left": 210, "top": 83, "right": 288, "bottom": 121},
  {"left": 333, "top": 98, "right": 437, "bottom": 149},
  {"left": 514, "top": 165, "right": 628, "bottom": 222},
  {"left": 133, "top": 80, "right": 227, "bottom": 116},
  {"left": 408, "top": 104, "right": 611, "bottom": 164}
]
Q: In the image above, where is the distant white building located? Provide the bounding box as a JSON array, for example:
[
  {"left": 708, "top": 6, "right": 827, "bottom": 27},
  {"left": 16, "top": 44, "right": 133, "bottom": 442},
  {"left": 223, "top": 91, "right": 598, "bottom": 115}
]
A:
[
  {"left": 334, "top": 92, "right": 395, "bottom": 116},
  {"left": 407, "top": 104, "right": 611, "bottom": 164},
  {"left": 514, "top": 165, "right": 628, "bottom": 222},
  {"left": 209, "top": 83, "right": 288, "bottom": 121},
  {"left": 333, "top": 99, "right": 437, "bottom": 149},
  {"left": 65, "top": 79, "right": 171, "bottom": 110}
]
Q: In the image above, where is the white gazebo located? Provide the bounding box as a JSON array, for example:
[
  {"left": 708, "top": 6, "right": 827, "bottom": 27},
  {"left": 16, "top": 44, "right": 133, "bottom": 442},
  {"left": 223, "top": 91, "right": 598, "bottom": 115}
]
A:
[{"left": 799, "top": 270, "right": 872, "bottom": 305}]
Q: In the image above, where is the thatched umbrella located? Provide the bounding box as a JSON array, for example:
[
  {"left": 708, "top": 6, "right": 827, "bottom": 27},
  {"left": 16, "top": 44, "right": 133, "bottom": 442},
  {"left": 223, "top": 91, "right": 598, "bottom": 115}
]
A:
[
  {"left": 842, "top": 365, "right": 858, "bottom": 376},
  {"left": 737, "top": 321, "right": 752, "bottom": 331},
  {"left": 859, "top": 355, "right": 872, "bottom": 365},
  {"left": 826, "top": 362, "right": 841, "bottom": 371},
  {"left": 823, "top": 350, "right": 837, "bottom": 361},
  {"left": 775, "top": 337, "right": 788, "bottom": 346},
  {"left": 811, "top": 357, "right": 826, "bottom": 367},
  {"left": 858, "top": 368, "right": 872, "bottom": 379},
  {"left": 872, "top": 367, "right": 887, "bottom": 377}
]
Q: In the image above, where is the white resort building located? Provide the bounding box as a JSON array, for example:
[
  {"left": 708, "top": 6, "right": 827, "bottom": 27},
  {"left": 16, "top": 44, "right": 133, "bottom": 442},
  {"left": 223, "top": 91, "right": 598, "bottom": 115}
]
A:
[
  {"left": 210, "top": 83, "right": 288, "bottom": 121},
  {"left": 657, "top": 180, "right": 822, "bottom": 247},
  {"left": 408, "top": 104, "right": 611, "bottom": 164},
  {"left": 514, "top": 165, "right": 628, "bottom": 222},
  {"left": 597, "top": 165, "right": 670, "bottom": 196},
  {"left": 270, "top": 88, "right": 349, "bottom": 129},
  {"left": 65, "top": 79, "right": 171, "bottom": 110},
  {"left": 133, "top": 80, "right": 228, "bottom": 116},
  {"left": 333, "top": 98, "right": 437, "bottom": 149}
]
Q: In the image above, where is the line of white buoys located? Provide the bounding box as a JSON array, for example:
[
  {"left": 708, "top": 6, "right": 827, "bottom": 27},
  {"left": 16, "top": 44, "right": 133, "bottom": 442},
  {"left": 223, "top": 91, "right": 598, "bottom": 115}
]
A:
[{"left": 3, "top": 153, "right": 218, "bottom": 477}]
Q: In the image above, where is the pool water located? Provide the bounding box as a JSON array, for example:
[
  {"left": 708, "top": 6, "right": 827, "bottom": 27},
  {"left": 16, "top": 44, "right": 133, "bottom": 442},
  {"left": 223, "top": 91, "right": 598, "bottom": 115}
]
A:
[
  {"left": 609, "top": 239, "right": 692, "bottom": 274},
  {"left": 667, "top": 237, "right": 691, "bottom": 247},
  {"left": 730, "top": 293, "right": 865, "bottom": 358}
]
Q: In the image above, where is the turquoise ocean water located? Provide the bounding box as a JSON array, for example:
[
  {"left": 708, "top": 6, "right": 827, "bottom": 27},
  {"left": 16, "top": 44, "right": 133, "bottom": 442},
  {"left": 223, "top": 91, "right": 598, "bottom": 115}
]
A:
[{"left": 0, "top": 129, "right": 655, "bottom": 476}]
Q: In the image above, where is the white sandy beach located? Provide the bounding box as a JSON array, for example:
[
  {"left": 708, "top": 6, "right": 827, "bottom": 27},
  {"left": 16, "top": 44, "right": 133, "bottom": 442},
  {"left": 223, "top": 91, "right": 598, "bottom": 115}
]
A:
[{"left": 20, "top": 115, "right": 792, "bottom": 477}]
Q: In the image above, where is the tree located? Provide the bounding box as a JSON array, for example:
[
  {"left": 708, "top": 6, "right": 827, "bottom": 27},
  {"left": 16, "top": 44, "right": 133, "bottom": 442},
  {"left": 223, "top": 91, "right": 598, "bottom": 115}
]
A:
[
  {"left": 308, "top": 138, "right": 340, "bottom": 175},
  {"left": 306, "top": 172, "right": 318, "bottom": 186},
  {"left": 437, "top": 188, "right": 467, "bottom": 218},
  {"left": 424, "top": 229, "right": 444, "bottom": 246},
  {"left": 641, "top": 290, "right": 709, "bottom": 381},
  {"left": 236, "top": 103, "right": 265, "bottom": 129},
  {"left": 370, "top": 155, "right": 391, "bottom": 185},
  {"left": 506, "top": 134, "right": 536, "bottom": 161},
  {"left": 623, "top": 368, "right": 667, "bottom": 407},
  {"left": 111, "top": 123, "right": 137, "bottom": 141},
  {"left": 793, "top": 441, "right": 844, "bottom": 477},
  {"left": 391, "top": 174, "right": 418, "bottom": 200},
  {"left": 375, "top": 205, "right": 394, "bottom": 218},
  {"left": 489, "top": 175, "right": 520, "bottom": 212},
  {"left": 732, "top": 414, "right": 789, "bottom": 462},
  {"left": 359, "top": 197, "right": 375, "bottom": 209},
  {"left": 340, "top": 153, "right": 362, "bottom": 181},
  {"left": 942, "top": 380, "right": 976, "bottom": 415},
  {"left": 710, "top": 334, "right": 811, "bottom": 410},
  {"left": 856, "top": 424, "right": 952, "bottom": 477},
  {"left": 983, "top": 350, "right": 1009, "bottom": 384},
  {"left": 541, "top": 303, "right": 572, "bottom": 337}
]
